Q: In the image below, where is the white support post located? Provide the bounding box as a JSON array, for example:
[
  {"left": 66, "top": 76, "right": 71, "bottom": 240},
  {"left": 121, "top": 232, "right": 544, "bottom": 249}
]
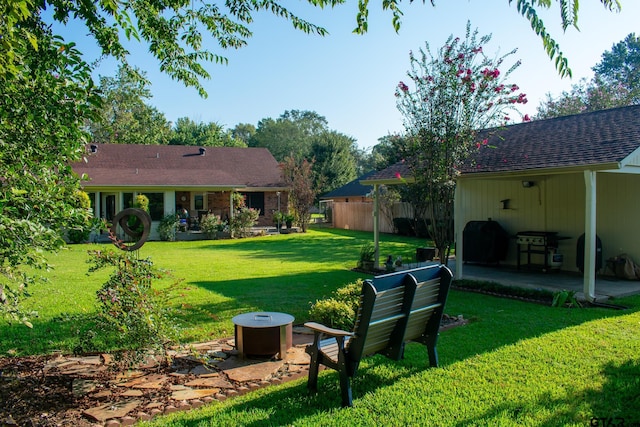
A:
[
  {"left": 454, "top": 183, "right": 463, "bottom": 279},
  {"left": 373, "top": 184, "right": 380, "bottom": 269},
  {"left": 583, "top": 170, "right": 597, "bottom": 301}
]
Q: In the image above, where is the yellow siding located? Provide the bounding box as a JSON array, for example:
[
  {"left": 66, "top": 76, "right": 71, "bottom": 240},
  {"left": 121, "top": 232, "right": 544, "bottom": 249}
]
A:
[{"left": 458, "top": 172, "right": 640, "bottom": 272}]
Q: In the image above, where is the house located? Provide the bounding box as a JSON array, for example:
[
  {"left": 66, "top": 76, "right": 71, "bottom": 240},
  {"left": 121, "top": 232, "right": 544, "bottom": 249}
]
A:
[
  {"left": 362, "top": 105, "right": 640, "bottom": 300},
  {"left": 72, "top": 143, "right": 288, "bottom": 239}
]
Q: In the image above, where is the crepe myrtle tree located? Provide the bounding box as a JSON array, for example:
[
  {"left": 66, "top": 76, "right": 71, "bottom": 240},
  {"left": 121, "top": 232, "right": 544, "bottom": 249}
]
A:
[{"left": 395, "top": 23, "right": 529, "bottom": 265}]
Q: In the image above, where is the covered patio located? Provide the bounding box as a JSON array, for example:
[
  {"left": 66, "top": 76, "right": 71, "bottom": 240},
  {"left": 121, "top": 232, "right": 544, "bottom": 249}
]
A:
[{"left": 458, "top": 262, "right": 640, "bottom": 301}]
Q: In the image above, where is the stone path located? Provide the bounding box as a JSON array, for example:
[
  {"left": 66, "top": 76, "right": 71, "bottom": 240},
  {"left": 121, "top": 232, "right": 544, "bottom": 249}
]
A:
[{"left": 40, "top": 329, "right": 314, "bottom": 426}]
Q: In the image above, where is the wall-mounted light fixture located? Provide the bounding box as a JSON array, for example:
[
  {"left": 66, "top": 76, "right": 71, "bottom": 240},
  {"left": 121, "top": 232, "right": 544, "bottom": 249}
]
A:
[{"left": 522, "top": 181, "right": 535, "bottom": 188}]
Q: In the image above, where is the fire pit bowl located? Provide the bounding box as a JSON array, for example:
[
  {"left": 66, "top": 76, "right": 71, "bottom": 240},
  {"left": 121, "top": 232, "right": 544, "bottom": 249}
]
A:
[{"left": 232, "top": 312, "right": 294, "bottom": 359}]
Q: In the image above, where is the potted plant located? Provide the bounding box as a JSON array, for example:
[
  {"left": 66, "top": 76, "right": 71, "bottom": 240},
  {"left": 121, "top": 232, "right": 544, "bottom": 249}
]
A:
[
  {"left": 358, "top": 242, "right": 376, "bottom": 271},
  {"left": 284, "top": 213, "right": 295, "bottom": 229},
  {"left": 273, "top": 211, "right": 285, "bottom": 231}
]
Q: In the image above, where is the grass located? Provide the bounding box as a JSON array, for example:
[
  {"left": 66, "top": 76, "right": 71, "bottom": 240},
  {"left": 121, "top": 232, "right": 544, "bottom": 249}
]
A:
[
  {"left": 147, "top": 291, "right": 640, "bottom": 426},
  {"left": 3, "top": 227, "right": 640, "bottom": 425},
  {"left": 1, "top": 228, "right": 428, "bottom": 356}
]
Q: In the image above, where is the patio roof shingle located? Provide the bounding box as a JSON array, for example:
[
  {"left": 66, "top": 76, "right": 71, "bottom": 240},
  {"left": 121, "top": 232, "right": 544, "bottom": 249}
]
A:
[{"left": 362, "top": 105, "right": 640, "bottom": 184}]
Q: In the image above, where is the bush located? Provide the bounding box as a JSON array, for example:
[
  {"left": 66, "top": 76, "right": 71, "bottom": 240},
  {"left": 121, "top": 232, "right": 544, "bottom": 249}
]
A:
[
  {"left": 200, "top": 214, "right": 227, "bottom": 238},
  {"left": 308, "top": 279, "right": 364, "bottom": 331},
  {"left": 158, "top": 213, "right": 179, "bottom": 241},
  {"left": 229, "top": 207, "right": 259, "bottom": 238},
  {"left": 79, "top": 249, "right": 181, "bottom": 367}
]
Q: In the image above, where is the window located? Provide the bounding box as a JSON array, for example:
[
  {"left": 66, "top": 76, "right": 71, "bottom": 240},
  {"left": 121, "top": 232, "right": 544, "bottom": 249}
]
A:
[
  {"left": 194, "top": 194, "right": 204, "bottom": 210},
  {"left": 242, "top": 192, "right": 265, "bottom": 216},
  {"left": 141, "top": 193, "right": 164, "bottom": 221}
]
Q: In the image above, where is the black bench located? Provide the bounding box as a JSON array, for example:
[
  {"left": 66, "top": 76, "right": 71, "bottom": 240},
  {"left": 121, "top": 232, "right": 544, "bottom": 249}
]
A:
[{"left": 304, "top": 264, "right": 453, "bottom": 406}]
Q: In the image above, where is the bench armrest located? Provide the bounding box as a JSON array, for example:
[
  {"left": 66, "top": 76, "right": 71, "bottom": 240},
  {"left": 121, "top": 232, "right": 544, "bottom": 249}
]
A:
[{"left": 304, "top": 322, "right": 353, "bottom": 338}]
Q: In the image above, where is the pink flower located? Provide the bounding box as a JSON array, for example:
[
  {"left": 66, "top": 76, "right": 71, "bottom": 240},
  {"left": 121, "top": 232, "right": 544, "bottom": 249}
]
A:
[
  {"left": 482, "top": 139, "right": 488, "bottom": 145},
  {"left": 472, "top": 46, "right": 483, "bottom": 53},
  {"left": 457, "top": 53, "right": 465, "bottom": 60},
  {"left": 398, "top": 82, "right": 409, "bottom": 92},
  {"left": 470, "top": 83, "right": 476, "bottom": 92},
  {"left": 523, "top": 114, "right": 531, "bottom": 122},
  {"left": 394, "top": 172, "right": 402, "bottom": 179},
  {"left": 511, "top": 84, "right": 519, "bottom": 92}
]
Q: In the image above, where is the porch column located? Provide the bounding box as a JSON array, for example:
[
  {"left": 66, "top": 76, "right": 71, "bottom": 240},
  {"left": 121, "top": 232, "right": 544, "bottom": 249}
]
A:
[
  {"left": 94, "top": 191, "right": 101, "bottom": 218},
  {"left": 373, "top": 183, "right": 380, "bottom": 269},
  {"left": 229, "top": 192, "right": 234, "bottom": 219},
  {"left": 583, "top": 170, "right": 597, "bottom": 301},
  {"left": 454, "top": 183, "right": 463, "bottom": 279}
]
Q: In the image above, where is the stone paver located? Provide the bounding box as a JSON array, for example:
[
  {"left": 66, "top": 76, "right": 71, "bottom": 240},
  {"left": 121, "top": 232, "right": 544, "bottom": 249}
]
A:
[{"left": 83, "top": 399, "right": 143, "bottom": 422}]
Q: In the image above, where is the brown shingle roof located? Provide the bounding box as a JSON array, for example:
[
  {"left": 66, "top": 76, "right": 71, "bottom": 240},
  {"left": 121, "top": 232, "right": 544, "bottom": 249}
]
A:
[
  {"left": 73, "top": 144, "right": 285, "bottom": 189},
  {"left": 362, "top": 105, "right": 640, "bottom": 184},
  {"left": 467, "top": 105, "right": 640, "bottom": 174}
]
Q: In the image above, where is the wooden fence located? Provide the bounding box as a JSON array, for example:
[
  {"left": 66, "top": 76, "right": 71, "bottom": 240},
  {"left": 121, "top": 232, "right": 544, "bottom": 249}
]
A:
[{"left": 329, "top": 202, "right": 414, "bottom": 233}]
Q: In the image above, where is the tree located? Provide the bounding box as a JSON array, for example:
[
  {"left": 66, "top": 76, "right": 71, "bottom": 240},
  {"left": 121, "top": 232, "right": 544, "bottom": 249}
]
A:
[
  {"left": 593, "top": 33, "right": 640, "bottom": 104},
  {"left": 249, "top": 110, "right": 329, "bottom": 161},
  {"left": 310, "top": 130, "right": 358, "bottom": 196},
  {"left": 395, "top": 23, "right": 527, "bottom": 265},
  {"left": 88, "top": 65, "right": 172, "bottom": 145},
  {"left": 231, "top": 123, "right": 257, "bottom": 145},
  {"left": 169, "top": 117, "right": 245, "bottom": 146},
  {"left": 536, "top": 33, "right": 638, "bottom": 119},
  {"left": 280, "top": 156, "right": 318, "bottom": 232},
  {"left": 535, "top": 77, "right": 631, "bottom": 118},
  {"left": 0, "top": 18, "right": 99, "bottom": 324}
]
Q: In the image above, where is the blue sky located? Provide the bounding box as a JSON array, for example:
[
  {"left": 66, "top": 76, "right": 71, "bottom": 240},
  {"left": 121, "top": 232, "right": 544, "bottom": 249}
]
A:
[{"left": 51, "top": 1, "right": 639, "bottom": 149}]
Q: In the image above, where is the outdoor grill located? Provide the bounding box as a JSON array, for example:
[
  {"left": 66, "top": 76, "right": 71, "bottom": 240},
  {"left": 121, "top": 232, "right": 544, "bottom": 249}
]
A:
[
  {"left": 516, "top": 231, "right": 567, "bottom": 272},
  {"left": 516, "top": 231, "right": 558, "bottom": 246}
]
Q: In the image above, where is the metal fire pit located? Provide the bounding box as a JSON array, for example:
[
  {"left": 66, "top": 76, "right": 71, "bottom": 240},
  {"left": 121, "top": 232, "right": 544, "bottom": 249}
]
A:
[{"left": 232, "top": 312, "right": 294, "bottom": 359}]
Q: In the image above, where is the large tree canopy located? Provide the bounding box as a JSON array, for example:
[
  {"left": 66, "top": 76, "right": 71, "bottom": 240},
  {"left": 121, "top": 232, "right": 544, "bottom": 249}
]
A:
[
  {"left": 0, "top": 18, "right": 99, "bottom": 324},
  {"left": 0, "top": 1, "right": 625, "bottom": 95},
  {"left": 593, "top": 32, "right": 640, "bottom": 104},
  {"left": 536, "top": 32, "right": 639, "bottom": 119},
  {"left": 169, "top": 117, "right": 245, "bottom": 146},
  {"left": 88, "top": 65, "right": 172, "bottom": 144}
]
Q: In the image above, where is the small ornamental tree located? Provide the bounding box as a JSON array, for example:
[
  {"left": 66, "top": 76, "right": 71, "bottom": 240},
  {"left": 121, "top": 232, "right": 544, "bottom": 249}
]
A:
[
  {"left": 280, "top": 156, "right": 318, "bottom": 232},
  {"left": 395, "top": 23, "right": 528, "bottom": 265}
]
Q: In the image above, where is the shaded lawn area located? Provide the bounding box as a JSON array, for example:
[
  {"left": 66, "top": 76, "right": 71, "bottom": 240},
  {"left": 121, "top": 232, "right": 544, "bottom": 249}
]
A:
[
  {"left": 1, "top": 228, "right": 429, "bottom": 355},
  {"left": 148, "top": 292, "right": 640, "bottom": 426}
]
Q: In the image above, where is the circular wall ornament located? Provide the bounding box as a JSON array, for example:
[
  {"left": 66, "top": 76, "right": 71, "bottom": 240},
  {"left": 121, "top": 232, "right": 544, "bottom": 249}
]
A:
[
  {"left": 181, "top": 196, "right": 187, "bottom": 201},
  {"left": 110, "top": 208, "right": 151, "bottom": 251}
]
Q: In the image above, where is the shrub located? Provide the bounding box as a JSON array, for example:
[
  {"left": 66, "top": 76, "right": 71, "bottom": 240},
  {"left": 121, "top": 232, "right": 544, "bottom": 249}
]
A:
[
  {"left": 229, "top": 207, "right": 259, "bottom": 238},
  {"left": 78, "top": 248, "right": 182, "bottom": 368},
  {"left": 200, "top": 214, "right": 227, "bottom": 238},
  {"left": 158, "top": 213, "right": 179, "bottom": 241},
  {"left": 308, "top": 298, "right": 354, "bottom": 331},
  {"left": 308, "top": 279, "right": 364, "bottom": 331}
]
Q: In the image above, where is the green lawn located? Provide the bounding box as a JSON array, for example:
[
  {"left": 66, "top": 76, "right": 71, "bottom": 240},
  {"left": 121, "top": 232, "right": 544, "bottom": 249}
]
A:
[
  {"left": 1, "top": 228, "right": 428, "bottom": 355},
  {"left": 3, "top": 228, "right": 640, "bottom": 426}
]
